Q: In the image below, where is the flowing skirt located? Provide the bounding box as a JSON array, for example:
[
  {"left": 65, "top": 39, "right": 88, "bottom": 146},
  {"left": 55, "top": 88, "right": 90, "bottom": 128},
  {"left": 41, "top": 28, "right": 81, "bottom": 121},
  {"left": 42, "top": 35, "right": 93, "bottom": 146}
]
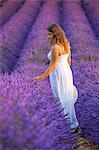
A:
[{"left": 49, "top": 63, "right": 79, "bottom": 130}]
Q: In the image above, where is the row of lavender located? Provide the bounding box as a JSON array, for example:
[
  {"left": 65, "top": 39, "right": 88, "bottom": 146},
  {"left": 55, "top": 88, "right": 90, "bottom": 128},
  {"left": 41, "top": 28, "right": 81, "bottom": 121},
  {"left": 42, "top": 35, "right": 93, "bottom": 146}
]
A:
[
  {"left": 0, "top": 0, "right": 25, "bottom": 26},
  {"left": 81, "top": 0, "right": 99, "bottom": 40},
  {"left": 0, "top": 0, "right": 78, "bottom": 150},
  {"left": 0, "top": 0, "right": 44, "bottom": 74},
  {"left": 62, "top": 0, "right": 99, "bottom": 146}
]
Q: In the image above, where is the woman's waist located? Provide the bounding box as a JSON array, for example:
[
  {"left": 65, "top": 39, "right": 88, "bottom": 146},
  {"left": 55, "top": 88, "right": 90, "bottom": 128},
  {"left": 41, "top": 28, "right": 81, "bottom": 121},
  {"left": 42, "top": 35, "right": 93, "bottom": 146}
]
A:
[{"left": 56, "top": 61, "right": 69, "bottom": 67}]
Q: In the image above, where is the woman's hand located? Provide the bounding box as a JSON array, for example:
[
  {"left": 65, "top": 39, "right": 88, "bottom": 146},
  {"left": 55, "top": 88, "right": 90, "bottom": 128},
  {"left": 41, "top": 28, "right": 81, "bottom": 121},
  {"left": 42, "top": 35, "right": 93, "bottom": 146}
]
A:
[{"left": 33, "top": 76, "right": 41, "bottom": 81}]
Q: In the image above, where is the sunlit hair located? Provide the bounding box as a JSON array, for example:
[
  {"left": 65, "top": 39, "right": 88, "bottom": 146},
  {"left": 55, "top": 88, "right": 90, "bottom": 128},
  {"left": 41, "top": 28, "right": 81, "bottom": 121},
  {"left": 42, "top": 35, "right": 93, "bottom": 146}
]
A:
[{"left": 47, "top": 24, "right": 70, "bottom": 53}]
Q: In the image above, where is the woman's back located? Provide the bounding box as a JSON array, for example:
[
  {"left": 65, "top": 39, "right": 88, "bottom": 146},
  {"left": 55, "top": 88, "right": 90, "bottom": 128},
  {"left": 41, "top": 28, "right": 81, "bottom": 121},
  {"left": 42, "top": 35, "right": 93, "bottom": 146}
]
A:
[
  {"left": 47, "top": 44, "right": 70, "bottom": 65},
  {"left": 58, "top": 44, "right": 68, "bottom": 56}
]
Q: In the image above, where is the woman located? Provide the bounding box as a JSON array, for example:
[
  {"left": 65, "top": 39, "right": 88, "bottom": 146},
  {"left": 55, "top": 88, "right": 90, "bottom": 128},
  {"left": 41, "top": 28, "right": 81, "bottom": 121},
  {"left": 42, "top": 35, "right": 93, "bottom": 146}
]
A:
[{"left": 33, "top": 24, "right": 80, "bottom": 133}]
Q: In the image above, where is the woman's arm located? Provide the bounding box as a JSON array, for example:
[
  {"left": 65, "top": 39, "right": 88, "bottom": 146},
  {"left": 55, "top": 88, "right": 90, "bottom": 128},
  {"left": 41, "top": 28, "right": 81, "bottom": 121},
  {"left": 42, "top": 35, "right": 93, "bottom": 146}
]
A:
[
  {"left": 34, "top": 66, "right": 54, "bottom": 80},
  {"left": 33, "top": 44, "right": 60, "bottom": 81},
  {"left": 67, "top": 48, "right": 71, "bottom": 66}
]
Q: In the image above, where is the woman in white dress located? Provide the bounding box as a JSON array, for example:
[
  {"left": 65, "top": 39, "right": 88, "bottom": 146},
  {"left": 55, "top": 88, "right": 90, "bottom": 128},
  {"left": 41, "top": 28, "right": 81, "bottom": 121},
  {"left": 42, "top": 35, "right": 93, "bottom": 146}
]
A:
[{"left": 33, "top": 24, "right": 80, "bottom": 133}]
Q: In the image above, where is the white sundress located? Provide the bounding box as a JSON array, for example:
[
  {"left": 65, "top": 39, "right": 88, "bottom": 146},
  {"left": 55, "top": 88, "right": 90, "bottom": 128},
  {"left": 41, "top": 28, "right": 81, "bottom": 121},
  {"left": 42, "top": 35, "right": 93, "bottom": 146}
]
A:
[{"left": 47, "top": 47, "right": 79, "bottom": 130}]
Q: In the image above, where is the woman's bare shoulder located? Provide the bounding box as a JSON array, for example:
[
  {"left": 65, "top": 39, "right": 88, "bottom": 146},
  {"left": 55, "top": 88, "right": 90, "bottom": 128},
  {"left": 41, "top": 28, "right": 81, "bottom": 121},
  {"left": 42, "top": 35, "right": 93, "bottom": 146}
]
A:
[
  {"left": 51, "top": 44, "right": 60, "bottom": 49},
  {"left": 51, "top": 44, "right": 60, "bottom": 55}
]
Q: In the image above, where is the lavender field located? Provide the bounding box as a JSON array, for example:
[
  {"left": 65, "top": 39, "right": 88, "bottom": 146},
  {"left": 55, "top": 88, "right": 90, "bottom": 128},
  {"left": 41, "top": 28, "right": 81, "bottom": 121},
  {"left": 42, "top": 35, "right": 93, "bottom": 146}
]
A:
[{"left": 0, "top": 0, "right": 99, "bottom": 150}]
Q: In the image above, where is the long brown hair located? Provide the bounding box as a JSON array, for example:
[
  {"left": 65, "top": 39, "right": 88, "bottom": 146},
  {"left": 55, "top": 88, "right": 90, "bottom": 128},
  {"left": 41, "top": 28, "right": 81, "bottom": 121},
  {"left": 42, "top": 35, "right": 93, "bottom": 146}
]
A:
[{"left": 47, "top": 24, "right": 70, "bottom": 53}]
